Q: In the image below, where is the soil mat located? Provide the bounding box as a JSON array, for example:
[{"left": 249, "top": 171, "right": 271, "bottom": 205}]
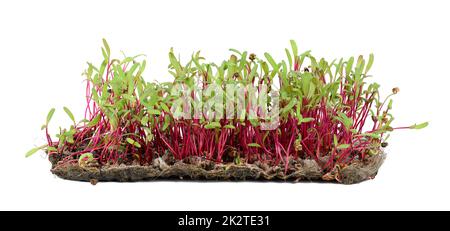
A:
[{"left": 51, "top": 153, "right": 386, "bottom": 184}]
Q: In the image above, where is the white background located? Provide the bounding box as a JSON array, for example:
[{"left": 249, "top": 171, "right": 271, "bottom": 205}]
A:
[{"left": 0, "top": 0, "right": 448, "bottom": 210}]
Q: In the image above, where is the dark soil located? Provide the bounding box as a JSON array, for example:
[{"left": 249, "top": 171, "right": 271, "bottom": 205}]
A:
[{"left": 50, "top": 153, "right": 386, "bottom": 185}]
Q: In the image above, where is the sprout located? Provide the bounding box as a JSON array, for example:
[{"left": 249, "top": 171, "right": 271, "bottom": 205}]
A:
[{"left": 27, "top": 39, "right": 427, "bottom": 174}]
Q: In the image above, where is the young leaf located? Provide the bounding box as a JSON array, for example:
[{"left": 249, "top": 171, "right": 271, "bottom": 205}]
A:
[
  {"left": 282, "top": 98, "right": 297, "bottom": 115},
  {"left": 126, "top": 138, "right": 141, "bottom": 148},
  {"left": 134, "top": 141, "right": 142, "bottom": 149},
  {"left": 264, "top": 52, "right": 279, "bottom": 72},
  {"left": 204, "top": 121, "right": 221, "bottom": 129},
  {"left": 280, "top": 61, "right": 288, "bottom": 86},
  {"left": 261, "top": 62, "right": 269, "bottom": 75},
  {"left": 337, "top": 144, "right": 350, "bottom": 149},
  {"left": 365, "top": 53, "right": 374, "bottom": 74},
  {"left": 229, "top": 48, "right": 242, "bottom": 56},
  {"left": 102, "top": 38, "right": 110, "bottom": 57},
  {"left": 109, "top": 116, "right": 118, "bottom": 130},
  {"left": 346, "top": 57, "right": 354, "bottom": 76},
  {"left": 224, "top": 124, "right": 236, "bottom": 129},
  {"left": 126, "top": 138, "right": 135, "bottom": 145},
  {"left": 410, "top": 122, "right": 429, "bottom": 129},
  {"left": 101, "top": 48, "right": 108, "bottom": 61},
  {"left": 301, "top": 117, "right": 315, "bottom": 123},
  {"left": 25, "top": 147, "right": 42, "bottom": 157},
  {"left": 248, "top": 143, "right": 261, "bottom": 148},
  {"left": 333, "top": 134, "right": 338, "bottom": 147},
  {"left": 290, "top": 40, "right": 298, "bottom": 58},
  {"left": 87, "top": 114, "right": 101, "bottom": 127},
  {"left": 160, "top": 102, "right": 170, "bottom": 113},
  {"left": 46, "top": 108, "right": 56, "bottom": 125},
  {"left": 141, "top": 116, "right": 149, "bottom": 126},
  {"left": 169, "top": 50, "right": 182, "bottom": 74},
  {"left": 337, "top": 112, "right": 353, "bottom": 130},
  {"left": 285, "top": 48, "right": 293, "bottom": 70},
  {"left": 149, "top": 109, "right": 161, "bottom": 115},
  {"left": 359, "top": 133, "right": 381, "bottom": 139},
  {"left": 47, "top": 146, "right": 58, "bottom": 152},
  {"left": 63, "top": 106, "right": 75, "bottom": 124}
]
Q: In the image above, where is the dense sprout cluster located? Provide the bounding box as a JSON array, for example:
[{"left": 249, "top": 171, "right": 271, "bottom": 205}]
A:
[{"left": 27, "top": 40, "right": 427, "bottom": 172}]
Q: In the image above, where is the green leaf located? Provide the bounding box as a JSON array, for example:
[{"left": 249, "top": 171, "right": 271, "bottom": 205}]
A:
[
  {"left": 280, "top": 61, "right": 288, "bottom": 86},
  {"left": 149, "top": 109, "right": 161, "bottom": 115},
  {"left": 337, "top": 112, "right": 353, "bottom": 130},
  {"left": 249, "top": 119, "right": 258, "bottom": 127},
  {"left": 47, "top": 146, "right": 57, "bottom": 152},
  {"left": 333, "top": 135, "right": 338, "bottom": 147},
  {"left": 204, "top": 121, "right": 221, "bottom": 129},
  {"left": 169, "top": 50, "right": 182, "bottom": 74},
  {"left": 120, "top": 57, "right": 135, "bottom": 65},
  {"left": 296, "top": 101, "right": 302, "bottom": 123},
  {"left": 410, "top": 122, "right": 429, "bottom": 129},
  {"left": 365, "top": 53, "right": 374, "bottom": 74},
  {"left": 388, "top": 99, "right": 393, "bottom": 110},
  {"left": 224, "top": 124, "right": 236, "bottom": 129},
  {"left": 360, "top": 133, "right": 381, "bottom": 139},
  {"left": 138, "top": 60, "right": 147, "bottom": 77},
  {"left": 162, "top": 116, "right": 170, "bottom": 131},
  {"left": 63, "top": 106, "right": 75, "bottom": 124},
  {"left": 102, "top": 38, "right": 110, "bottom": 57},
  {"left": 160, "top": 102, "right": 170, "bottom": 113},
  {"left": 229, "top": 48, "right": 242, "bottom": 56},
  {"left": 102, "top": 48, "right": 108, "bottom": 61},
  {"left": 337, "top": 144, "right": 350, "bottom": 149},
  {"left": 346, "top": 57, "right": 354, "bottom": 75},
  {"left": 261, "top": 62, "right": 269, "bottom": 75},
  {"left": 248, "top": 143, "right": 261, "bottom": 148},
  {"left": 285, "top": 48, "right": 293, "bottom": 70},
  {"left": 239, "top": 52, "right": 247, "bottom": 70},
  {"left": 126, "top": 138, "right": 141, "bottom": 148},
  {"left": 301, "top": 72, "right": 313, "bottom": 97},
  {"left": 264, "top": 52, "right": 279, "bottom": 72},
  {"left": 301, "top": 117, "right": 315, "bottom": 123},
  {"left": 306, "top": 82, "right": 316, "bottom": 99},
  {"left": 25, "top": 147, "right": 42, "bottom": 157},
  {"left": 126, "top": 138, "right": 135, "bottom": 145},
  {"left": 87, "top": 114, "right": 101, "bottom": 127},
  {"left": 46, "top": 108, "right": 56, "bottom": 125},
  {"left": 143, "top": 127, "right": 153, "bottom": 142},
  {"left": 141, "top": 116, "right": 149, "bottom": 125},
  {"left": 66, "top": 137, "right": 74, "bottom": 144},
  {"left": 282, "top": 98, "right": 297, "bottom": 115},
  {"left": 290, "top": 40, "right": 298, "bottom": 58}
]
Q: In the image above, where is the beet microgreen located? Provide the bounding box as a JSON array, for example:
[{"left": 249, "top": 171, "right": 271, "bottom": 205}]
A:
[{"left": 27, "top": 39, "right": 428, "bottom": 174}]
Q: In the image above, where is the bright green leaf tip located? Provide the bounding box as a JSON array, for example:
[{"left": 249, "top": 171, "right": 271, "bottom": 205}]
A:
[
  {"left": 46, "top": 108, "right": 56, "bottom": 125},
  {"left": 410, "top": 122, "right": 429, "bottom": 129},
  {"left": 63, "top": 106, "right": 75, "bottom": 124},
  {"left": 248, "top": 143, "right": 261, "bottom": 148},
  {"left": 25, "top": 147, "right": 40, "bottom": 158}
]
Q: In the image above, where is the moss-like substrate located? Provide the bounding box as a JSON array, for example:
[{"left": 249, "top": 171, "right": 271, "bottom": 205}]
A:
[{"left": 50, "top": 153, "right": 385, "bottom": 185}]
